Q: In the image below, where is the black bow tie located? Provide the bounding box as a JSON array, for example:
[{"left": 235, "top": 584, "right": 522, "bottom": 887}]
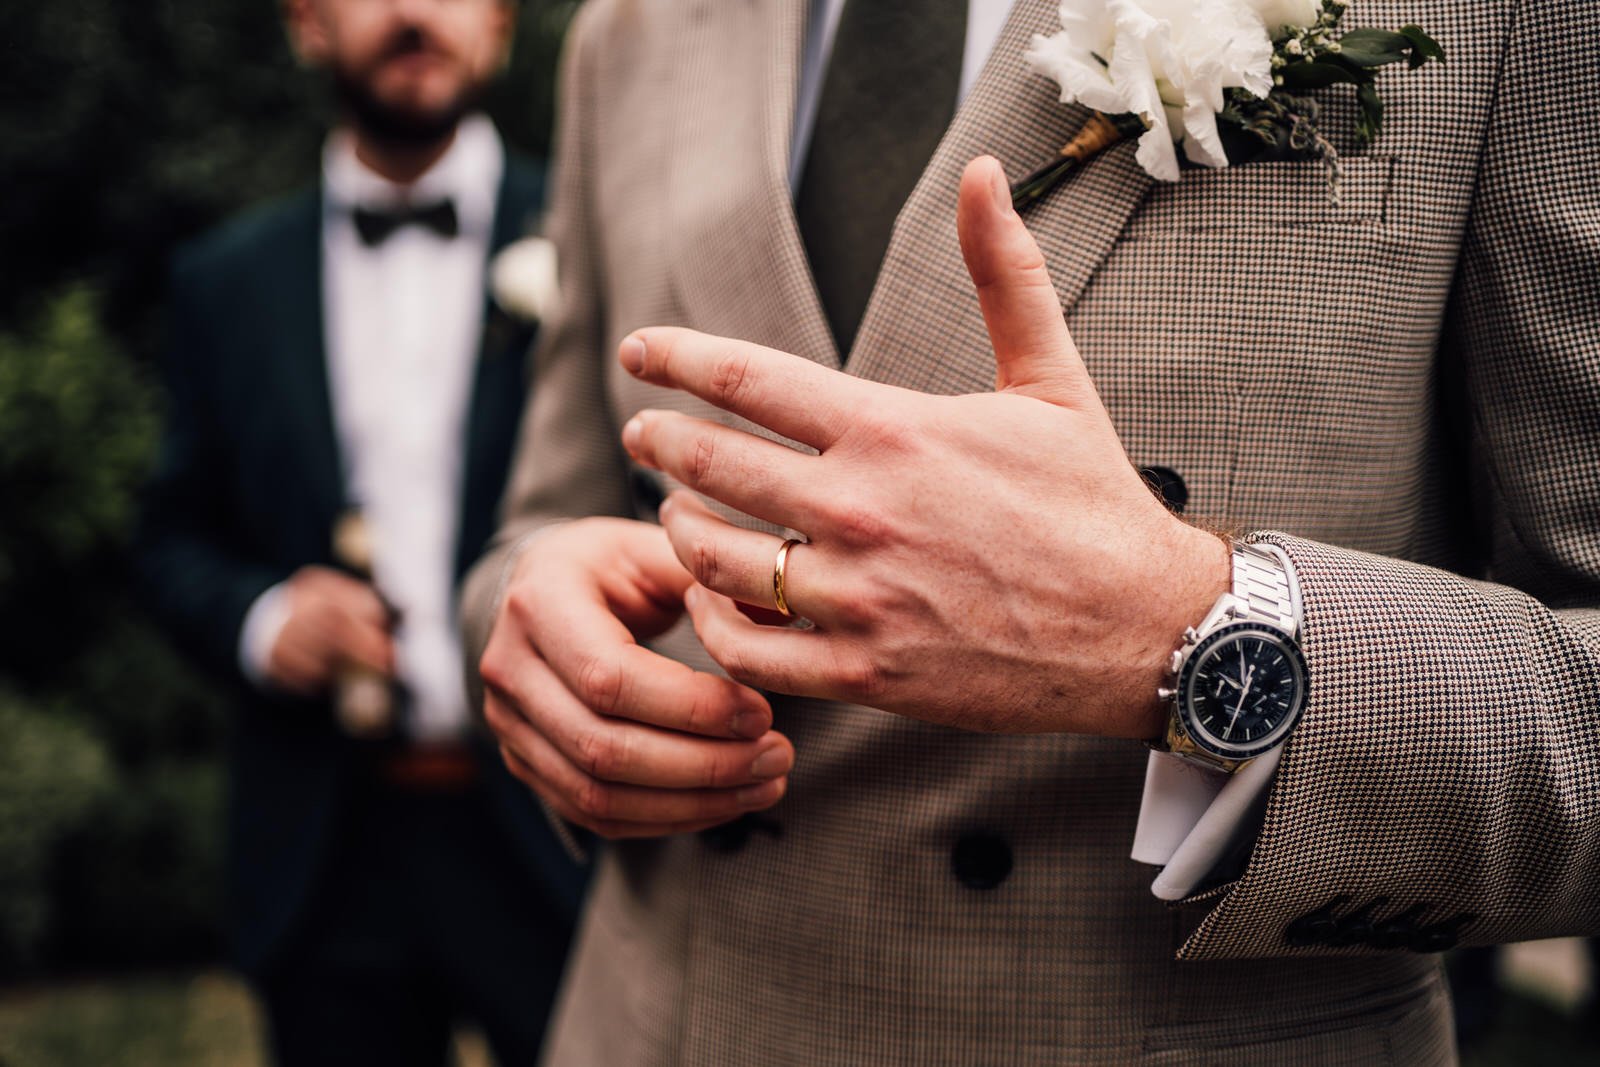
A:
[{"left": 351, "top": 198, "right": 459, "bottom": 246}]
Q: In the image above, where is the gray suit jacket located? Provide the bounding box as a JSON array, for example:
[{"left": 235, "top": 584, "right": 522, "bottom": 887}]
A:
[{"left": 462, "top": 0, "right": 1600, "bottom": 1062}]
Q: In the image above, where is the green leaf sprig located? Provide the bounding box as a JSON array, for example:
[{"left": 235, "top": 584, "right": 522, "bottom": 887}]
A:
[{"left": 1219, "top": 0, "right": 1444, "bottom": 194}]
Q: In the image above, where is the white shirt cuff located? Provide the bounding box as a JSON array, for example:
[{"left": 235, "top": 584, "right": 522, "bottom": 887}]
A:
[
  {"left": 1131, "top": 747, "right": 1281, "bottom": 901},
  {"left": 237, "top": 581, "right": 291, "bottom": 688}
]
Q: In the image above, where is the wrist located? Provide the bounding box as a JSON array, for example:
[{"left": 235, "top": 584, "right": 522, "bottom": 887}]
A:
[{"left": 1127, "top": 525, "right": 1232, "bottom": 741}]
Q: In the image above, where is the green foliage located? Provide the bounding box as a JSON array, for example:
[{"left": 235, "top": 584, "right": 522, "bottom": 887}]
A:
[
  {"left": 1265, "top": 5, "right": 1445, "bottom": 146},
  {"left": 51, "top": 760, "right": 227, "bottom": 969},
  {"left": 0, "top": 973, "right": 267, "bottom": 1067},
  {"left": 1218, "top": 0, "right": 1443, "bottom": 182},
  {"left": 0, "top": 1, "right": 573, "bottom": 977},
  {"left": 0, "top": 287, "right": 157, "bottom": 621}
]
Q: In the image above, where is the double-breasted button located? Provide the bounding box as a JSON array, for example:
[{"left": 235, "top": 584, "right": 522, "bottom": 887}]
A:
[
  {"left": 951, "top": 832, "right": 1012, "bottom": 890},
  {"left": 1284, "top": 895, "right": 1349, "bottom": 947},
  {"left": 1138, "top": 466, "right": 1189, "bottom": 514},
  {"left": 699, "top": 813, "right": 782, "bottom": 854}
]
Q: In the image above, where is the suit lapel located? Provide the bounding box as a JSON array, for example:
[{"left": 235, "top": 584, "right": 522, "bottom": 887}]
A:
[
  {"left": 456, "top": 160, "right": 543, "bottom": 578},
  {"left": 276, "top": 191, "right": 346, "bottom": 530},
  {"left": 666, "top": 0, "right": 839, "bottom": 371},
  {"left": 848, "top": 0, "right": 1155, "bottom": 394}
]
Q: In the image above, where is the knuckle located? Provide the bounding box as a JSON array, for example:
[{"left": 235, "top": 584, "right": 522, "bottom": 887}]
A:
[
  {"left": 716, "top": 642, "right": 760, "bottom": 689},
  {"left": 689, "top": 534, "right": 721, "bottom": 589},
  {"left": 505, "top": 586, "right": 539, "bottom": 629},
  {"left": 837, "top": 653, "right": 887, "bottom": 704},
  {"left": 575, "top": 653, "right": 625, "bottom": 715},
  {"left": 685, "top": 432, "right": 719, "bottom": 487},
  {"left": 572, "top": 776, "right": 613, "bottom": 821},
  {"left": 679, "top": 683, "right": 720, "bottom": 737},
  {"left": 572, "top": 726, "right": 615, "bottom": 780},
  {"left": 477, "top": 649, "right": 507, "bottom": 694},
  {"left": 707, "top": 349, "right": 754, "bottom": 410},
  {"left": 826, "top": 496, "right": 893, "bottom": 547}
]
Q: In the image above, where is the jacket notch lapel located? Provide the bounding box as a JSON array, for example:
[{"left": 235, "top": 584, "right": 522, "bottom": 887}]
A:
[
  {"left": 457, "top": 163, "right": 542, "bottom": 578},
  {"left": 847, "top": 0, "right": 1155, "bottom": 394},
  {"left": 278, "top": 193, "right": 347, "bottom": 529},
  {"left": 666, "top": 0, "right": 838, "bottom": 370}
]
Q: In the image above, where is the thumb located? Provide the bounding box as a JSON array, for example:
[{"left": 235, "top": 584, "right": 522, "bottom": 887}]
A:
[{"left": 957, "top": 155, "right": 1092, "bottom": 405}]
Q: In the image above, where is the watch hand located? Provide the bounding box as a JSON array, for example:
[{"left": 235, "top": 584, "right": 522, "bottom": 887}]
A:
[{"left": 1224, "top": 670, "right": 1255, "bottom": 739}]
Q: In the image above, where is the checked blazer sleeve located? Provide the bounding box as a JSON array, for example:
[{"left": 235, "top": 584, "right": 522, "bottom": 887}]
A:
[{"left": 1179, "top": 0, "right": 1600, "bottom": 961}]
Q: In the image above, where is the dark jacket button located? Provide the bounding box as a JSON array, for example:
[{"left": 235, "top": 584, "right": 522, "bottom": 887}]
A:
[
  {"left": 1410, "top": 913, "right": 1476, "bottom": 954},
  {"left": 951, "top": 832, "right": 1013, "bottom": 890},
  {"left": 699, "top": 813, "right": 782, "bottom": 854},
  {"left": 1370, "top": 903, "right": 1429, "bottom": 950},
  {"left": 1138, "top": 466, "right": 1189, "bottom": 514},
  {"left": 1285, "top": 895, "right": 1349, "bottom": 947},
  {"left": 1327, "top": 897, "right": 1388, "bottom": 948}
]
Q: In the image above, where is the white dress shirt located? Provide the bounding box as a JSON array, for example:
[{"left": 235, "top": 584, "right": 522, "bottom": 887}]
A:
[
  {"left": 239, "top": 114, "right": 504, "bottom": 742},
  {"left": 791, "top": 1, "right": 1270, "bottom": 898}
]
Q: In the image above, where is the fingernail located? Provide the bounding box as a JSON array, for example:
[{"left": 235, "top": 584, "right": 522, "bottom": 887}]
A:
[
  {"left": 621, "top": 415, "right": 644, "bottom": 453},
  {"left": 736, "top": 778, "right": 785, "bottom": 808},
  {"left": 989, "top": 159, "right": 1013, "bottom": 214},
  {"left": 750, "top": 744, "right": 791, "bottom": 780},
  {"left": 731, "top": 710, "right": 767, "bottom": 740},
  {"left": 619, "top": 335, "right": 646, "bottom": 374}
]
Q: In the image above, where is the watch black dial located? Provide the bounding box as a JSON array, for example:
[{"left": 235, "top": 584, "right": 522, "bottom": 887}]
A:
[{"left": 1179, "top": 623, "right": 1307, "bottom": 758}]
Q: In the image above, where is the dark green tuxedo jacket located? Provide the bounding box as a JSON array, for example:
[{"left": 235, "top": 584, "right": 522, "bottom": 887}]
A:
[{"left": 138, "top": 156, "right": 586, "bottom": 977}]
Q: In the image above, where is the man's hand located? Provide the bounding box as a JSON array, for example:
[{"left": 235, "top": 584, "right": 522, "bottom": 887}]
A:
[
  {"left": 266, "top": 565, "right": 396, "bottom": 696},
  {"left": 617, "top": 156, "right": 1230, "bottom": 740},
  {"left": 478, "top": 518, "right": 794, "bottom": 838}
]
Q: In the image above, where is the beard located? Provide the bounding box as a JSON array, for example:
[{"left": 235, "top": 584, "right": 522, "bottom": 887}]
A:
[{"left": 332, "top": 25, "right": 489, "bottom": 148}]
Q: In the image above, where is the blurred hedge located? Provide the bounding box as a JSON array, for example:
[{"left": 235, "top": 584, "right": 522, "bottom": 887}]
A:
[{"left": 0, "top": 1, "right": 576, "bottom": 978}]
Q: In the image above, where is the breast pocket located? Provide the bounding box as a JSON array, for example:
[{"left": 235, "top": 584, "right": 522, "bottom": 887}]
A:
[{"left": 1121, "top": 154, "right": 1395, "bottom": 239}]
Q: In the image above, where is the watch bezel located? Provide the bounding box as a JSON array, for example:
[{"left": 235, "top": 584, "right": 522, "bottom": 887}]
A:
[{"left": 1175, "top": 620, "right": 1308, "bottom": 760}]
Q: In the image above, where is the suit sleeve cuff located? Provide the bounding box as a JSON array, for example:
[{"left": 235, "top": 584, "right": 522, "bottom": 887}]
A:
[
  {"left": 1132, "top": 747, "right": 1281, "bottom": 900},
  {"left": 237, "top": 581, "right": 291, "bottom": 688}
]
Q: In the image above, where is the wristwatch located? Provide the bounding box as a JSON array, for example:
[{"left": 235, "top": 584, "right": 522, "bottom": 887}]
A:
[{"left": 1153, "top": 541, "right": 1308, "bottom": 773}]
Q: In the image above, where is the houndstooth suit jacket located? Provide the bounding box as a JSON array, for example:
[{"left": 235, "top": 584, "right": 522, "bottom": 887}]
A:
[{"left": 461, "top": 0, "right": 1600, "bottom": 1062}]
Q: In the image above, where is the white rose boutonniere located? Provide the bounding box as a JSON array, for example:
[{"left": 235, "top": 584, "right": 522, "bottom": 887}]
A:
[
  {"left": 1022, "top": 0, "right": 1274, "bottom": 184},
  {"left": 1012, "top": 0, "right": 1443, "bottom": 208},
  {"left": 490, "top": 235, "right": 560, "bottom": 324}
]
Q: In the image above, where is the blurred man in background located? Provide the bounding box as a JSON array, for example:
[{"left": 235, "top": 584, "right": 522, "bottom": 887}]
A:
[{"left": 136, "top": 1, "right": 582, "bottom": 1063}]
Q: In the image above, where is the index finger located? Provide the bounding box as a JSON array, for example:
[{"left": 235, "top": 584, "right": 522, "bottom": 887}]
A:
[{"left": 618, "top": 327, "right": 877, "bottom": 451}]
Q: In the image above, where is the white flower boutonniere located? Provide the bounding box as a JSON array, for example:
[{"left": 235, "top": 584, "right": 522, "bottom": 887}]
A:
[
  {"left": 1012, "top": 0, "right": 1443, "bottom": 208},
  {"left": 490, "top": 235, "right": 560, "bottom": 323}
]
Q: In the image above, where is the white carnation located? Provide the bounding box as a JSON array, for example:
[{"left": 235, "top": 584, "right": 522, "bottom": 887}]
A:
[
  {"left": 1025, "top": 0, "right": 1275, "bottom": 182},
  {"left": 490, "top": 236, "right": 560, "bottom": 323},
  {"left": 1247, "top": 0, "right": 1323, "bottom": 37}
]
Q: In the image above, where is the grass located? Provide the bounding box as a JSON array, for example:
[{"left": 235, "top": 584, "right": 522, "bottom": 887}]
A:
[
  {"left": 0, "top": 972, "right": 262, "bottom": 1067},
  {"left": 0, "top": 973, "right": 493, "bottom": 1067}
]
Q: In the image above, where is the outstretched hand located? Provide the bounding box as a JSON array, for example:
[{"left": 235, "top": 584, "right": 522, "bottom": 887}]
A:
[{"left": 620, "top": 156, "right": 1228, "bottom": 739}]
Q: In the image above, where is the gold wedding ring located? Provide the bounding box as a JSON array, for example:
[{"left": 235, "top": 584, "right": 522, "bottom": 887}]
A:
[{"left": 773, "top": 538, "right": 801, "bottom": 618}]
